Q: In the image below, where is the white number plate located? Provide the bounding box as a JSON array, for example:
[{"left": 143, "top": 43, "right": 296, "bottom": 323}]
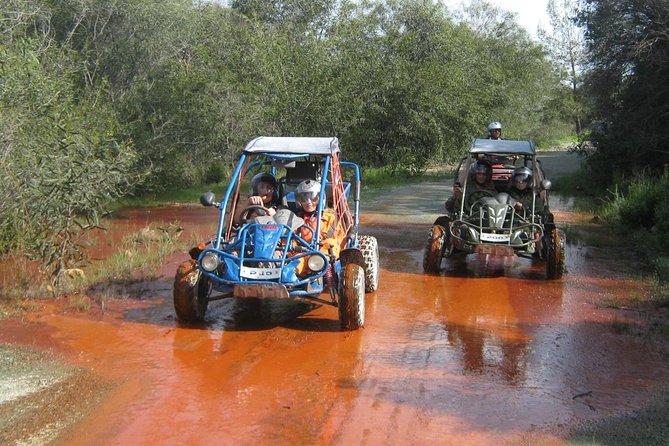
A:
[
  {"left": 240, "top": 266, "right": 281, "bottom": 279},
  {"left": 480, "top": 233, "right": 510, "bottom": 242}
]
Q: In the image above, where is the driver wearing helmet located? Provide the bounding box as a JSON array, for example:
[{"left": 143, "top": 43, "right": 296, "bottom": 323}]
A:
[
  {"left": 464, "top": 160, "right": 496, "bottom": 207},
  {"left": 508, "top": 166, "right": 540, "bottom": 212},
  {"left": 293, "top": 179, "right": 345, "bottom": 273},
  {"left": 234, "top": 171, "right": 278, "bottom": 223},
  {"left": 445, "top": 159, "right": 496, "bottom": 214},
  {"left": 487, "top": 121, "right": 502, "bottom": 140}
]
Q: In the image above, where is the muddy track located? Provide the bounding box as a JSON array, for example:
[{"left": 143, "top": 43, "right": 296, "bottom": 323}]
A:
[{"left": 2, "top": 152, "right": 669, "bottom": 445}]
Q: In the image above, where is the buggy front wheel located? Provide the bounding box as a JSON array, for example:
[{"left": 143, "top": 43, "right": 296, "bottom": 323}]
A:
[
  {"left": 545, "top": 228, "right": 565, "bottom": 279},
  {"left": 338, "top": 263, "right": 365, "bottom": 330},
  {"left": 423, "top": 224, "right": 447, "bottom": 273},
  {"left": 173, "top": 259, "right": 210, "bottom": 322}
]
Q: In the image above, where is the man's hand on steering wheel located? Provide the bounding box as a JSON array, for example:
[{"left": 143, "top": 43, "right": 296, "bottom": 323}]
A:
[{"left": 238, "top": 205, "right": 270, "bottom": 221}]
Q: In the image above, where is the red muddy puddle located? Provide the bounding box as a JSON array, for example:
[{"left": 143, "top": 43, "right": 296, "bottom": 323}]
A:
[{"left": 2, "top": 186, "right": 669, "bottom": 445}]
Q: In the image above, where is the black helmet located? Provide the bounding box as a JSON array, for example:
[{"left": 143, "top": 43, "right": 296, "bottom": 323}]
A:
[
  {"left": 250, "top": 172, "right": 277, "bottom": 194},
  {"left": 470, "top": 160, "right": 492, "bottom": 182},
  {"left": 511, "top": 167, "right": 532, "bottom": 187}
]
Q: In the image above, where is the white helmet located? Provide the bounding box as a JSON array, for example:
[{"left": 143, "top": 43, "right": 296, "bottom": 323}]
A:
[
  {"left": 488, "top": 121, "right": 502, "bottom": 131},
  {"left": 296, "top": 179, "right": 321, "bottom": 204}
]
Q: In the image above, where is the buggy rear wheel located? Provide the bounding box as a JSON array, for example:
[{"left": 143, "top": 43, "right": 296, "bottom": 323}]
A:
[
  {"left": 423, "top": 224, "right": 447, "bottom": 273},
  {"left": 546, "top": 228, "right": 565, "bottom": 279},
  {"left": 358, "top": 235, "right": 379, "bottom": 292},
  {"left": 173, "top": 259, "right": 210, "bottom": 322},
  {"left": 338, "top": 263, "right": 365, "bottom": 330}
]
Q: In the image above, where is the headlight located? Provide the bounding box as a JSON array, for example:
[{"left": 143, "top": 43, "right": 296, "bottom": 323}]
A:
[
  {"left": 201, "top": 252, "right": 220, "bottom": 272},
  {"left": 307, "top": 255, "right": 326, "bottom": 272}
]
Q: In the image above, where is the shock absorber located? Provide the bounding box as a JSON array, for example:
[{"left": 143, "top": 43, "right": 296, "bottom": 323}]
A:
[
  {"left": 325, "top": 265, "right": 335, "bottom": 288},
  {"left": 326, "top": 247, "right": 337, "bottom": 303}
]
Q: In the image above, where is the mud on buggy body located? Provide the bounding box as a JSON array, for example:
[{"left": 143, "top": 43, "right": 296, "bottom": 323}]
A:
[
  {"left": 424, "top": 138, "right": 565, "bottom": 279},
  {"left": 173, "top": 137, "right": 380, "bottom": 330}
]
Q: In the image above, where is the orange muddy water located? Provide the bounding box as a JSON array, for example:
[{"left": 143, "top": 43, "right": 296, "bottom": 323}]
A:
[{"left": 2, "top": 153, "right": 669, "bottom": 445}]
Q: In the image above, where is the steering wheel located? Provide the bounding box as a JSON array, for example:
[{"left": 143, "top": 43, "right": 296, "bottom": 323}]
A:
[
  {"left": 238, "top": 205, "right": 270, "bottom": 222},
  {"left": 466, "top": 189, "right": 496, "bottom": 208}
]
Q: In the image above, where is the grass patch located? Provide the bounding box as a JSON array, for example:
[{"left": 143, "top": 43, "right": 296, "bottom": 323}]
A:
[{"left": 0, "top": 222, "right": 190, "bottom": 304}]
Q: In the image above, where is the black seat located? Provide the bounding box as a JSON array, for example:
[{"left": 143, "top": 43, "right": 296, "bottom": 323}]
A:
[{"left": 285, "top": 161, "right": 320, "bottom": 186}]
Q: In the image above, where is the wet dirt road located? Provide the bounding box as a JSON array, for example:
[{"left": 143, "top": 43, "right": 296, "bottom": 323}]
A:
[{"left": 2, "top": 152, "right": 669, "bottom": 445}]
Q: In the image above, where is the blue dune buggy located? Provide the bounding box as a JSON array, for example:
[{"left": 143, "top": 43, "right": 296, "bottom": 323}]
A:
[{"left": 173, "top": 137, "right": 379, "bottom": 330}]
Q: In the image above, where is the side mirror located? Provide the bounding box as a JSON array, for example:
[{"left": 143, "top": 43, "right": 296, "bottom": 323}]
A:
[
  {"left": 200, "top": 191, "right": 216, "bottom": 207},
  {"left": 541, "top": 179, "right": 552, "bottom": 191}
]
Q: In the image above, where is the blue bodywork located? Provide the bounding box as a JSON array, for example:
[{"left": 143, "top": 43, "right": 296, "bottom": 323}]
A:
[{"left": 198, "top": 146, "right": 361, "bottom": 302}]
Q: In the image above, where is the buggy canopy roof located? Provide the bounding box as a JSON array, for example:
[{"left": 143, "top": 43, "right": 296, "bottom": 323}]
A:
[
  {"left": 244, "top": 137, "right": 340, "bottom": 155},
  {"left": 469, "top": 139, "right": 536, "bottom": 155}
]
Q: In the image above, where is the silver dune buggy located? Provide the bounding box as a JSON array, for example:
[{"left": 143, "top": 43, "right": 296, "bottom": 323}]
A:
[
  {"left": 173, "top": 137, "right": 379, "bottom": 330},
  {"left": 423, "top": 139, "right": 565, "bottom": 279}
]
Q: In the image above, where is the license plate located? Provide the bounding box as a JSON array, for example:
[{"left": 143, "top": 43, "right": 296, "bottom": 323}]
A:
[
  {"left": 240, "top": 266, "right": 281, "bottom": 279},
  {"left": 480, "top": 233, "right": 510, "bottom": 242}
]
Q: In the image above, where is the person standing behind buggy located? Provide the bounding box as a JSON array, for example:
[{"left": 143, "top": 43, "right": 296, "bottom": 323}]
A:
[
  {"left": 507, "top": 167, "right": 542, "bottom": 213},
  {"left": 488, "top": 121, "right": 503, "bottom": 139}
]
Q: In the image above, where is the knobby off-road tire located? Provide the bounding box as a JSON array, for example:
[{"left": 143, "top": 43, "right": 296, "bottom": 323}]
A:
[
  {"left": 338, "top": 263, "right": 365, "bottom": 330},
  {"left": 546, "top": 228, "right": 565, "bottom": 280},
  {"left": 358, "top": 235, "right": 379, "bottom": 292},
  {"left": 173, "top": 259, "right": 210, "bottom": 322},
  {"left": 423, "top": 225, "right": 446, "bottom": 273}
]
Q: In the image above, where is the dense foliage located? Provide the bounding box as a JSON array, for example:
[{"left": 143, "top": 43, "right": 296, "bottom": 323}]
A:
[
  {"left": 578, "top": 0, "right": 669, "bottom": 183},
  {"left": 1, "top": 0, "right": 571, "bottom": 280}
]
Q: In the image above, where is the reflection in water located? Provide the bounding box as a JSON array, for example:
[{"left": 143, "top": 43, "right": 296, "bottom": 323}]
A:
[
  {"left": 169, "top": 310, "right": 365, "bottom": 445},
  {"left": 444, "top": 322, "right": 529, "bottom": 385},
  {"left": 428, "top": 258, "right": 565, "bottom": 387}
]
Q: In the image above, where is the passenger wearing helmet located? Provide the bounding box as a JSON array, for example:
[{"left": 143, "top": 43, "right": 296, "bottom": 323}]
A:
[
  {"left": 294, "top": 179, "right": 345, "bottom": 273},
  {"left": 508, "top": 167, "right": 540, "bottom": 212},
  {"left": 487, "top": 121, "right": 502, "bottom": 140},
  {"left": 234, "top": 171, "right": 278, "bottom": 223}
]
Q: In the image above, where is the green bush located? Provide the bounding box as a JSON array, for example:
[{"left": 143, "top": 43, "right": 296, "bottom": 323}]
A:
[
  {"left": 602, "top": 173, "right": 669, "bottom": 228},
  {"left": 204, "top": 162, "right": 228, "bottom": 185},
  {"left": 602, "top": 172, "right": 669, "bottom": 280}
]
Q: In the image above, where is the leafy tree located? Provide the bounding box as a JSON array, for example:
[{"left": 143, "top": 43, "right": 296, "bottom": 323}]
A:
[
  {"left": 458, "top": 0, "right": 557, "bottom": 143},
  {"left": 578, "top": 0, "right": 669, "bottom": 181},
  {"left": 0, "top": 0, "right": 574, "bottom": 285},
  {"left": 539, "top": 0, "right": 586, "bottom": 133},
  {"left": 0, "top": 1, "right": 142, "bottom": 282}
]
